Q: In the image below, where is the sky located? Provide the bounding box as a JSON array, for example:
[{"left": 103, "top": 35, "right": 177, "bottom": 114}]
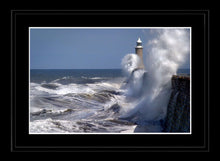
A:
[{"left": 30, "top": 27, "right": 190, "bottom": 69}]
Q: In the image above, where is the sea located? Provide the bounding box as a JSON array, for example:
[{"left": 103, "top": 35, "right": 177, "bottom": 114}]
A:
[{"left": 29, "top": 68, "right": 190, "bottom": 134}]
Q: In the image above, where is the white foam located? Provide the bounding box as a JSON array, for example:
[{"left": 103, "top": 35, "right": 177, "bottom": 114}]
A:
[
  {"left": 51, "top": 76, "right": 70, "bottom": 83},
  {"left": 35, "top": 83, "right": 96, "bottom": 95},
  {"left": 87, "top": 81, "right": 122, "bottom": 92},
  {"left": 29, "top": 106, "right": 41, "bottom": 113},
  {"left": 120, "top": 125, "right": 137, "bottom": 133},
  {"left": 29, "top": 118, "right": 80, "bottom": 133},
  {"left": 90, "top": 77, "right": 103, "bottom": 80},
  {"left": 33, "top": 79, "right": 123, "bottom": 96},
  {"left": 30, "top": 82, "right": 50, "bottom": 96}
]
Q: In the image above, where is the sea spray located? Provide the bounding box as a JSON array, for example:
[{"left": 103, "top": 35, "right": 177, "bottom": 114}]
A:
[
  {"left": 121, "top": 54, "right": 146, "bottom": 97},
  {"left": 146, "top": 29, "right": 190, "bottom": 88},
  {"left": 121, "top": 54, "right": 140, "bottom": 76},
  {"left": 120, "top": 29, "right": 190, "bottom": 122}
]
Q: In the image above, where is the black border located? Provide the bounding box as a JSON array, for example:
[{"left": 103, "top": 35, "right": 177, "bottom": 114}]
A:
[{"left": 10, "top": 10, "right": 210, "bottom": 152}]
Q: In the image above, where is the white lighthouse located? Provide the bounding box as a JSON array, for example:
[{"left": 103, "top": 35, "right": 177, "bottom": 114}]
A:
[{"left": 135, "top": 37, "right": 144, "bottom": 69}]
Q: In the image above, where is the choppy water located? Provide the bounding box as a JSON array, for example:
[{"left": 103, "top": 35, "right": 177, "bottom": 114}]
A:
[
  {"left": 29, "top": 69, "right": 189, "bottom": 134},
  {"left": 30, "top": 69, "right": 137, "bottom": 133}
]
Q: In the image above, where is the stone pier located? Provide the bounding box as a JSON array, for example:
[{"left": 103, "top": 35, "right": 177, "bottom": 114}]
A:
[{"left": 163, "top": 74, "right": 190, "bottom": 132}]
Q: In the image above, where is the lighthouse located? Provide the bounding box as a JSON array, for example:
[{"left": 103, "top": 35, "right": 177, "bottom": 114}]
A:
[{"left": 135, "top": 37, "right": 144, "bottom": 69}]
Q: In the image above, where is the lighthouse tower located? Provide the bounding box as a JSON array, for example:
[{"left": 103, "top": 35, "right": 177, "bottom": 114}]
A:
[{"left": 135, "top": 37, "right": 144, "bottom": 69}]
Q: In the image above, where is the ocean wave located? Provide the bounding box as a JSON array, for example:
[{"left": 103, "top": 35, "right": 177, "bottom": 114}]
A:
[
  {"left": 29, "top": 76, "right": 139, "bottom": 133},
  {"left": 29, "top": 117, "right": 137, "bottom": 133},
  {"left": 29, "top": 118, "right": 76, "bottom": 133},
  {"left": 30, "top": 108, "right": 74, "bottom": 120},
  {"left": 90, "top": 77, "right": 103, "bottom": 80},
  {"left": 34, "top": 83, "right": 96, "bottom": 95},
  {"left": 32, "top": 81, "right": 123, "bottom": 96},
  {"left": 41, "top": 83, "right": 60, "bottom": 89},
  {"left": 87, "top": 81, "right": 122, "bottom": 92},
  {"left": 50, "top": 76, "right": 112, "bottom": 85}
]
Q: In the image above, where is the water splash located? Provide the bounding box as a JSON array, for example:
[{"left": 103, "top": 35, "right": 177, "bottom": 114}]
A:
[
  {"left": 120, "top": 29, "right": 190, "bottom": 122},
  {"left": 121, "top": 54, "right": 140, "bottom": 76}
]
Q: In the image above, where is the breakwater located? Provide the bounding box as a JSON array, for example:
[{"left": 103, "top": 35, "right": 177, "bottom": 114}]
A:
[{"left": 163, "top": 74, "right": 190, "bottom": 132}]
